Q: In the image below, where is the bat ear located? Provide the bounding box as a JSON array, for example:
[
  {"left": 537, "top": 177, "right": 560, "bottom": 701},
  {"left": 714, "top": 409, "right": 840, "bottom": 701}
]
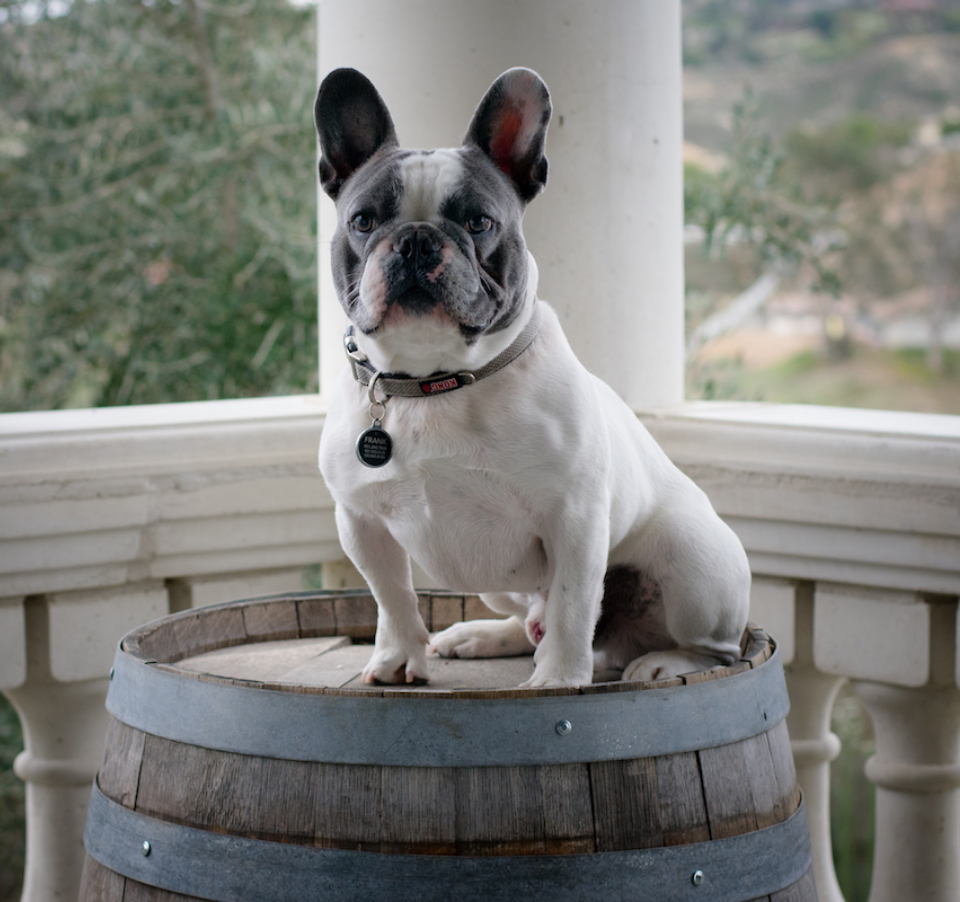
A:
[
  {"left": 464, "top": 68, "right": 552, "bottom": 202},
  {"left": 314, "top": 68, "right": 398, "bottom": 199}
]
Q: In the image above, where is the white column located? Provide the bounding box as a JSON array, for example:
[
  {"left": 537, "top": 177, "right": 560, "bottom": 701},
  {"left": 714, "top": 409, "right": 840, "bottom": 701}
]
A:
[
  {"left": 848, "top": 598, "right": 960, "bottom": 902},
  {"left": 6, "top": 678, "right": 109, "bottom": 902},
  {"left": 851, "top": 681, "right": 960, "bottom": 902},
  {"left": 4, "top": 586, "right": 167, "bottom": 902},
  {"left": 815, "top": 590, "right": 960, "bottom": 902},
  {"left": 786, "top": 667, "right": 846, "bottom": 902},
  {"left": 317, "top": 0, "right": 685, "bottom": 409},
  {"left": 752, "top": 578, "right": 846, "bottom": 902}
]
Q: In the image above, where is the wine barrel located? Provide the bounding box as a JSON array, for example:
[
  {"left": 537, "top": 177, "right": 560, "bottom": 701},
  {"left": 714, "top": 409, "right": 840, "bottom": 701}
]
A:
[{"left": 80, "top": 590, "right": 817, "bottom": 902}]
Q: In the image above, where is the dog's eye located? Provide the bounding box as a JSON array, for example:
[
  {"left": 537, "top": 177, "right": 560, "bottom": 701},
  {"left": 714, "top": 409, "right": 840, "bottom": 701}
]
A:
[
  {"left": 351, "top": 213, "right": 376, "bottom": 233},
  {"left": 466, "top": 215, "right": 493, "bottom": 234}
]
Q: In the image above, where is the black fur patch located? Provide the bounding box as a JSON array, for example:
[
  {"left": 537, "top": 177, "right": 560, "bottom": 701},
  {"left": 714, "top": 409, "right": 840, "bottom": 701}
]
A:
[{"left": 593, "top": 566, "right": 677, "bottom": 669}]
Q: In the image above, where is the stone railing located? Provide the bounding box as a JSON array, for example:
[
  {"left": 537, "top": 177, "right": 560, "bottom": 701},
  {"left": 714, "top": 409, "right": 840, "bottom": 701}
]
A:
[{"left": 1, "top": 396, "right": 958, "bottom": 902}]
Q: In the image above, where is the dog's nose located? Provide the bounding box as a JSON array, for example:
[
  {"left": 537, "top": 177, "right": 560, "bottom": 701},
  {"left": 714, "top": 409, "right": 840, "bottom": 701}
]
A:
[{"left": 395, "top": 227, "right": 441, "bottom": 263}]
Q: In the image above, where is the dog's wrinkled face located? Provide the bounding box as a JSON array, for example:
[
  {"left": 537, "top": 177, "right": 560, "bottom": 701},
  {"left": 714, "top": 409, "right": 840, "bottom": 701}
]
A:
[{"left": 314, "top": 68, "right": 551, "bottom": 363}]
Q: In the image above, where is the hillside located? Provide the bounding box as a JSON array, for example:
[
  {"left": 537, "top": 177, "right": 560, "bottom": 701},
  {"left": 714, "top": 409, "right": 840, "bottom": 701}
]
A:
[{"left": 681, "top": 3, "right": 960, "bottom": 414}]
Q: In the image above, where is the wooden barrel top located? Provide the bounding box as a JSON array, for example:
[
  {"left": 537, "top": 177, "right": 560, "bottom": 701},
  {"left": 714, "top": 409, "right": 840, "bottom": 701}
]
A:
[{"left": 122, "top": 589, "right": 773, "bottom": 699}]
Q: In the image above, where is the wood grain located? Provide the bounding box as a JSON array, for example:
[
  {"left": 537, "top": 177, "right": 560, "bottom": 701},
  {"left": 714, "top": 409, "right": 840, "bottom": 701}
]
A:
[
  {"left": 174, "top": 636, "right": 349, "bottom": 683},
  {"left": 314, "top": 763, "right": 382, "bottom": 851},
  {"left": 655, "top": 752, "right": 711, "bottom": 846},
  {"left": 78, "top": 854, "right": 125, "bottom": 901},
  {"left": 538, "top": 764, "right": 595, "bottom": 854},
  {"left": 249, "top": 756, "right": 319, "bottom": 844},
  {"left": 120, "top": 879, "right": 197, "bottom": 902},
  {"left": 430, "top": 594, "right": 465, "bottom": 631},
  {"left": 766, "top": 719, "right": 803, "bottom": 816},
  {"left": 241, "top": 599, "right": 299, "bottom": 642},
  {"left": 740, "top": 731, "right": 782, "bottom": 830},
  {"left": 333, "top": 594, "right": 378, "bottom": 639},
  {"left": 381, "top": 765, "right": 457, "bottom": 854},
  {"left": 136, "top": 734, "right": 263, "bottom": 835},
  {"left": 699, "top": 736, "right": 760, "bottom": 839},
  {"left": 454, "top": 765, "right": 546, "bottom": 855},
  {"left": 97, "top": 716, "right": 145, "bottom": 808},
  {"left": 296, "top": 596, "right": 337, "bottom": 637},
  {"left": 590, "top": 756, "right": 663, "bottom": 851}
]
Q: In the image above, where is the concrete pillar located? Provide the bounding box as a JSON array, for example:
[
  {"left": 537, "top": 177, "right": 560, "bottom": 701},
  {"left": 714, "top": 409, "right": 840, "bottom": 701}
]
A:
[
  {"left": 6, "top": 678, "right": 109, "bottom": 902},
  {"left": 4, "top": 586, "right": 167, "bottom": 902},
  {"left": 852, "top": 681, "right": 960, "bottom": 902},
  {"left": 317, "top": 0, "right": 685, "bottom": 409},
  {"left": 786, "top": 668, "right": 847, "bottom": 902},
  {"left": 779, "top": 582, "right": 847, "bottom": 902}
]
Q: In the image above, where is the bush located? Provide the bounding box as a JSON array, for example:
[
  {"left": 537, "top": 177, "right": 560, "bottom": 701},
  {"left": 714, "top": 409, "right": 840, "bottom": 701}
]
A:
[{"left": 0, "top": 697, "right": 24, "bottom": 902}]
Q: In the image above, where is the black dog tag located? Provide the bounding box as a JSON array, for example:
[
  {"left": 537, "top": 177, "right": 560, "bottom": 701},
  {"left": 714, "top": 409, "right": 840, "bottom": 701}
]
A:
[{"left": 356, "top": 424, "right": 393, "bottom": 468}]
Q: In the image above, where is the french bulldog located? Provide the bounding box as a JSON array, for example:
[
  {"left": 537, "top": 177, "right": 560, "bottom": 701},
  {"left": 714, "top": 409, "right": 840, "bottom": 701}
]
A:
[{"left": 314, "top": 67, "right": 751, "bottom": 688}]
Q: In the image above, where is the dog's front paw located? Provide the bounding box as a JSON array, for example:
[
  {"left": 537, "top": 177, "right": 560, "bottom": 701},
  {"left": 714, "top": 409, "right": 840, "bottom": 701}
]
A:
[
  {"left": 519, "top": 668, "right": 590, "bottom": 690},
  {"left": 362, "top": 644, "right": 430, "bottom": 685},
  {"left": 518, "top": 637, "right": 593, "bottom": 689},
  {"left": 429, "top": 617, "right": 533, "bottom": 659},
  {"left": 520, "top": 655, "right": 593, "bottom": 689},
  {"left": 621, "top": 649, "right": 726, "bottom": 683}
]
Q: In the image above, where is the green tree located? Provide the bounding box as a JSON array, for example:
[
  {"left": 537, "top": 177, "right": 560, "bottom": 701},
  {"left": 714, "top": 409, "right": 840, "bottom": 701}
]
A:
[
  {"left": 0, "top": 0, "right": 318, "bottom": 410},
  {"left": 685, "top": 90, "right": 842, "bottom": 299}
]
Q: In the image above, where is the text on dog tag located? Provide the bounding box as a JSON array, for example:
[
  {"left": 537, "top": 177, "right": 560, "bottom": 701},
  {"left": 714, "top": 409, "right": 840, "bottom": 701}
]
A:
[{"left": 356, "top": 424, "right": 393, "bottom": 468}]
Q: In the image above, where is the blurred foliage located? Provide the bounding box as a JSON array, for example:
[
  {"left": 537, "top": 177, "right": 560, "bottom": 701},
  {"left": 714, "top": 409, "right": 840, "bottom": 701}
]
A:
[
  {"left": 687, "top": 345, "right": 960, "bottom": 414},
  {"left": 683, "top": 0, "right": 960, "bottom": 67},
  {"left": 785, "top": 114, "right": 912, "bottom": 193},
  {"left": 0, "top": 697, "right": 24, "bottom": 902},
  {"left": 0, "top": 0, "right": 318, "bottom": 410},
  {"left": 684, "top": 90, "right": 843, "bottom": 297},
  {"left": 830, "top": 688, "right": 876, "bottom": 902}
]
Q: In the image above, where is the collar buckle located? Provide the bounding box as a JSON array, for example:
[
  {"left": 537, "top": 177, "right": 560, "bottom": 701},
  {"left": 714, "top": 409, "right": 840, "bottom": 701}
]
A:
[{"left": 343, "top": 328, "right": 368, "bottom": 365}]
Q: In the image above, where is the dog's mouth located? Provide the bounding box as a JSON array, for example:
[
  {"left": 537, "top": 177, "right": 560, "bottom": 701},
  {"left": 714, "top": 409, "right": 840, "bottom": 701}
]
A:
[{"left": 392, "top": 284, "right": 443, "bottom": 315}]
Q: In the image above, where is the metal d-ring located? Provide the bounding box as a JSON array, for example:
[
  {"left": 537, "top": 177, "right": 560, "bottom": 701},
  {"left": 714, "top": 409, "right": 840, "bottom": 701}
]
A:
[{"left": 367, "top": 371, "right": 389, "bottom": 413}]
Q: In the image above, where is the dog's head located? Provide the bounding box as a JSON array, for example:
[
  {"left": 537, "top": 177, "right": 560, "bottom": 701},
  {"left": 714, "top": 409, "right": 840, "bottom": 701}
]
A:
[{"left": 314, "top": 67, "right": 551, "bottom": 374}]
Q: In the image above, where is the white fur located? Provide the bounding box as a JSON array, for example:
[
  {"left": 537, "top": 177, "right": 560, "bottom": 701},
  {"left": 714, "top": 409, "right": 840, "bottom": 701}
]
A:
[
  {"left": 319, "top": 265, "right": 751, "bottom": 688},
  {"left": 398, "top": 150, "right": 464, "bottom": 224}
]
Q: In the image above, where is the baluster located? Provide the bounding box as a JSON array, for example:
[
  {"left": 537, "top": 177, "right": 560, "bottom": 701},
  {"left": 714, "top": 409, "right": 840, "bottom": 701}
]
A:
[
  {"left": 755, "top": 578, "right": 847, "bottom": 902},
  {"left": 5, "top": 586, "right": 167, "bottom": 902},
  {"left": 850, "top": 600, "right": 960, "bottom": 902},
  {"left": 851, "top": 680, "right": 960, "bottom": 902},
  {"left": 815, "top": 587, "right": 960, "bottom": 902}
]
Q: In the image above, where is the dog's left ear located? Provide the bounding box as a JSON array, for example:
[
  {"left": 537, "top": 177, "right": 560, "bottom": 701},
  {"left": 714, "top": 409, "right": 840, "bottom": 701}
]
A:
[{"left": 464, "top": 68, "right": 552, "bottom": 203}]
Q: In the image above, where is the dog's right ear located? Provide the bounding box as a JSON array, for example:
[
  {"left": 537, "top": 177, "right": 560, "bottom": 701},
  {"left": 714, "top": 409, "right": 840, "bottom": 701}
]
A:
[{"left": 314, "top": 68, "right": 398, "bottom": 200}]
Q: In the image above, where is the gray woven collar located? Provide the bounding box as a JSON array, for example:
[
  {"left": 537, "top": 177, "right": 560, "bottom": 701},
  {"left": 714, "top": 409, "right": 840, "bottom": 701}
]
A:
[{"left": 343, "top": 304, "right": 542, "bottom": 399}]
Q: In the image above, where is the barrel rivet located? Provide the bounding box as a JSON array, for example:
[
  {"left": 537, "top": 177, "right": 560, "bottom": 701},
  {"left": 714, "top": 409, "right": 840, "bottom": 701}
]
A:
[
  {"left": 142, "top": 840, "right": 151, "bottom": 857},
  {"left": 555, "top": 720, "right": 572, "bottom": 736},
  {"left": 692, "top": 869, "right": 704, "bottom": 886}
]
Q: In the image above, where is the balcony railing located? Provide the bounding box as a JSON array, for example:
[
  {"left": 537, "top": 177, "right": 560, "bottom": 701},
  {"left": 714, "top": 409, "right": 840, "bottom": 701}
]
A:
[{"left": 1, "top": 395, "right": 958, "bottom": 902}]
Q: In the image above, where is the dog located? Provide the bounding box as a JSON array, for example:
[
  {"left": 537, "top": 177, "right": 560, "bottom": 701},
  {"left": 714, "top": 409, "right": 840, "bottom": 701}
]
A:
[{"left": 314, "top": 66, "right": 751, "bottom": 689}]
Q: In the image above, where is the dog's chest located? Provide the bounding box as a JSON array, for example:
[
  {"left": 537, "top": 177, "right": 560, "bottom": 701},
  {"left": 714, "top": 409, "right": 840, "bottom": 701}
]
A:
[{"left": 321, "top": 392, "right": 553, "bottom": 591}]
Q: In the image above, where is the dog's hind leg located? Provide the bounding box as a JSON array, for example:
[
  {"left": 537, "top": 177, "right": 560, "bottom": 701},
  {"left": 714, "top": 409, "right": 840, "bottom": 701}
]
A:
[
  {"left": 620, "top": 495, "right": 751, "bottom": 682},
  {"left": 429, "top": 592, "right": 536, "bottom": 659}
]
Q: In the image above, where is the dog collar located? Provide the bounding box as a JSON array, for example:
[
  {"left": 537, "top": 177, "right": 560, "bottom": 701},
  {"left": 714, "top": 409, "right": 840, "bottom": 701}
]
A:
[{"left": 343, "top": 303, "right": 542, "bottom": 400}]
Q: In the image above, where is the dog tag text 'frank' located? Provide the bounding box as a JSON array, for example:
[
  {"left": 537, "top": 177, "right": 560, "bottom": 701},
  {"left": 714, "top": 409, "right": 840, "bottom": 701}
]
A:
[{"left": 356, "top": 424, "right": 393, "bottom": 468}]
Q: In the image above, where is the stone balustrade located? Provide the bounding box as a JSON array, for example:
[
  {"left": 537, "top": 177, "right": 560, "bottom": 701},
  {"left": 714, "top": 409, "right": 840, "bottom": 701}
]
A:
[{"left": 1, "top": 397, "right": 958, "bottom": 902}]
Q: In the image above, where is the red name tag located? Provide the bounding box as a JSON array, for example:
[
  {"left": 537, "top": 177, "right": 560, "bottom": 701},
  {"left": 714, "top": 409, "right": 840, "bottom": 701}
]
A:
[{"left": 419, "top": 376, "right": 462, "bottom": 395}]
